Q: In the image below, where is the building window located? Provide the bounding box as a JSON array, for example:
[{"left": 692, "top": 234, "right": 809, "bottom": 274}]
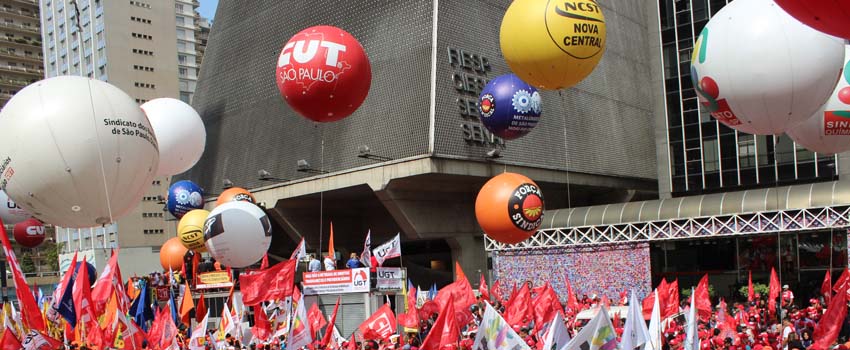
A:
[
  {"left": 130, "top": 1, "right": 152, "bottom": 9},
  {"left": 178, "top": 67, "right": 187, "bottom": 76},
  {"left": 134, "top": 82, "right": 155, "bottom": 89},
  {"left": 133, "top": 65, "right": 154, "bottom": 72},
  {"left": 131, "top": 32, "right": 153, "bottom": 40},
  {"left": 738, "top": 135, "right": 756, "bottom": 169},
  {"left": 131, "top": 48, "right": 154, "bottom": 56},
  {"left": 703, "top": 139, "right": 719, "bottom": 172},
  {"left": 130, "top": 16, "right": 152, "bottom": 24}
]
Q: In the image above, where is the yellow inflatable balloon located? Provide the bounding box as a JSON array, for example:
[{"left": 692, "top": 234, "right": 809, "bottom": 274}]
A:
[
  {"left": 178, "top": 209, "right": 209, "bottom": 252},
  {"left": 500, "top": 0, "right": 606, "bottom": 90}
]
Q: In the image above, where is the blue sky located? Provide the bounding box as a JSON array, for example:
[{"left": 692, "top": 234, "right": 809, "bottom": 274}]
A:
[{"left": 197, "top": 0, "right": 218, "bottom": 20}]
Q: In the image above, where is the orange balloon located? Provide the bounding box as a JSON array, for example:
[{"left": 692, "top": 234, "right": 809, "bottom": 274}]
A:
[
  {"left": 216, "top": 187, "right": 256, "bottom": 206},
  {"left": 160, "top": 237, "right": 188, "bottom": 271},
  {"left": 475, "top": 172, "right": 544, "bottom": 244}
]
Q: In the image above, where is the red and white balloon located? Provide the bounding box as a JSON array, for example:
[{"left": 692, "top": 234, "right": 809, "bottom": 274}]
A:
[
  {"left": 13, "top": 218, "right": 45, "bottom": 248},
  {"left": 276, "top": 25, "right": 372, "bottom": 122}
]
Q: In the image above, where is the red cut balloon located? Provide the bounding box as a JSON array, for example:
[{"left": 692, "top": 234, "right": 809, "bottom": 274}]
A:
[
  {"left": 276, "top": 25, "right": 372, "bottom": 122},
  {"left": 775, "top": 0, "right": 850, "bottom": 40},
  {"left": 13, "top": 218, "right": 45, "bottom": 248}
]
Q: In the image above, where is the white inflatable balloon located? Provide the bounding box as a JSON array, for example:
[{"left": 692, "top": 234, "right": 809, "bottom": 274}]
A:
[
  {"left": 0, "top": 190, "right": 29, "bottom": 225},
  {"left": 690, "top": 0, "right": 844, "bottom": 135},
  {"left": 203, "top": 201, "right": 271, "bottom": 268},
  {"left": 141, "top": 98, "right": 206, "bottom": 176},
  {"left": 787, "top": 46, "right": 850, "bottom": 154},
  {"left": 0, "top": 76, "right": 159, "bottom": 228}
]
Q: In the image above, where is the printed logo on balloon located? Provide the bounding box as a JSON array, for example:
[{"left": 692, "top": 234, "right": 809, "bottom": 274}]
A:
[
  {"left": 166, "top": 180, "right": 204, "bottom": 219},
  {"left": 507, "top": 183, "right": 544, "bottom": 232},
  {"left": 545, "top": 0, "right": 605, "bottom": 59},
  {"left": 276, "top": 26, "right": 372, "bottom": 122},
  {"left": 690, "top": 28, "right": 743, "bottom": 129}
]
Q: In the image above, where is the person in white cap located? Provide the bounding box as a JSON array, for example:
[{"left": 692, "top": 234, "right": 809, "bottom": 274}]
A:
[{"left": 781, "top": 285, "right": 794, "bottom": 308}]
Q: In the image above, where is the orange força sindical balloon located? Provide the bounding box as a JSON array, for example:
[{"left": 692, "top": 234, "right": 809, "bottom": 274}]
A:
[
  {"left": 160, "top": 237, "right": 188, "bottom": 271},
  {"left": 215, "top": 187, "right": 256, "bottom": 206},
  {"left": 475, "top": 172, "right": 545, "bottom": 245}
]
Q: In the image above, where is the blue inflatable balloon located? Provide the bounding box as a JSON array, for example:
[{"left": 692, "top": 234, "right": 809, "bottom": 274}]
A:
[
  {"left": 73, "top": 260, "right": 96, "bottom": 287},
  {"left": 478, "top": 74, "right": 542, "bottom": 140},
  {"left": 166, "top": 180, "right": 205, "bottom": 219}
]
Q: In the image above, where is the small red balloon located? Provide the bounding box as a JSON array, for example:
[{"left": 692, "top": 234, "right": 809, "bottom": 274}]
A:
[
  {"left": 700, "top": 76, "right": 719, "bottom": 99},
  {"left": 13, "top": 218, "right": 45, "bottom": 248},
  {"left": 838, "top": 87, "right": 850, "bottom": 105},
  {"left": 276, "top": 25, "right": 372, "bottom": 122}
]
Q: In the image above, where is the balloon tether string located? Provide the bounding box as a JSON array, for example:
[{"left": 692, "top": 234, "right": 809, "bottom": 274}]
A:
[{"left": 559, "top": 90, "right": 572, "bottom": 208}]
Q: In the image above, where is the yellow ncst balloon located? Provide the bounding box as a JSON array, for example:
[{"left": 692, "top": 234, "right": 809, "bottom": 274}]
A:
[
  {"left": 178, "top": 209, "right": 209, "bottom": 252},
  {"left": 500, "top": 0, "right": 607, "bottom": 90}
]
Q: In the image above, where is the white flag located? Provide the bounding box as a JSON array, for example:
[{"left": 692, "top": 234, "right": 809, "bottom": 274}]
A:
[
  {"left": 472, "top": 302, "right": 530, "bottom": 350},
  {"left": 189, "top": 311, "right": 210, "bottom": 350},
  {"left": 621, "top": 291, "right": 649, "bottom": 350},
  {"left": 684, "top": 288, "right": 699, "bottom": 350},
  {"left": 564, "top": 306, "right": 618, "bottom": 350},
  {"left": 373, "top": 233, "right": 401, "bottom": 266},
  {"left": 288, "top": 294, "right": 312, "bottom": 350},
  {"left": 542, "top": 311, "right": 571, "bottom": 350},
  {"left": 290, "top": 238, "right": 307, "bottom": 261},
  {"left": 645, "top": 290, "right": 662, "bottom": 350},
  {"left": 360, "top": 230, "right": 372, "bottom": 267}
]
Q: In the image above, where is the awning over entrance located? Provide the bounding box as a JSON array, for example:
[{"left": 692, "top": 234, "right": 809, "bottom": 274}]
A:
[{"left": 543, "top": 180, "right": 850, "bottom": 230}]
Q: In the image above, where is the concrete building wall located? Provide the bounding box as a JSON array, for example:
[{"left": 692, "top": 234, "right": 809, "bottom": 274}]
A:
[{"left": 0, "top": 0, "right": 42, "bottom": 104}]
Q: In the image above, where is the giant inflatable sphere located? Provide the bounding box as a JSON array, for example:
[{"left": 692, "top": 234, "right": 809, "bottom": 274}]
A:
[
  {"left": 787, "top": 46, "right": 850, "bottom": 155},
  {"left": 775, "top": 0, "right": 850, "bottom": 41},
  {"left": 178, "top": 209, "right": 209, "bottom": 252},
  {"left": 276, "top": 25, "right": 372, "bottom": 122},
  {"left": 0, "top": 190, "right": 30, "bottom": 225},
  {"left": 160, "top": 237, "right": 189, "bottom": 271},
  {"left": 690, "top": 0, "right": 844, "bottom": 135},
  {"left": 475, "top": 173, "right": 544, "bottom": 245},
  {"left": 500, "top": 0, "right": 606, "bottom": 90},
  {"left": 141, "top": 98, "right": 206, "bottom": 176},
  {"left": 0, "top": 76, "right": 159, "bottom": 228},
  {"left": 478, "top": 74, "right": 542, "bottom": 140},
  {"left": 13, "top": 218, "right": 44, "bottom": 248},
  {"left": 203, "top": 201, "right": 271, "bottom": 268},
  {"left": 166, "top": 180, "right": 204, "bottom": 219},
  {"left": 215, "top": 187, "right": 255, "bottom": 206}
]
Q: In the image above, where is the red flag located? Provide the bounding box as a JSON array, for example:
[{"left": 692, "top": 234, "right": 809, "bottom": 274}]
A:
[
  {"left": 0, "top": 327, "right": 21, "bottom": 350},
  {"left": 239, "top": 260, "right": 297, "bottom": 306},
  {"left": 196, "top": 291, "right": 207, "bottom": 323},
  {"left": 417, "top": 300, "right": 440, "bottom": 322},
  {"left": 748, "top": 270, "right": 754, "bottom": 302},
  {"left": 358, "top": 303, "right": 397, "bottom": 341},
  {"left": 19, "top": 330, "right": 63, "bottom": 350},
  {"left": 642, "top": 292, "right": 654, "bottom": 320},
  {"left": 260, "top": 253, "right": 269, "bottom": 270},
  {"left": 564, "top": 275, "right": 579, "bottom": 314},
  {"left": 159, "top": 307, "right": 180, "bottom": 350},
  {"left": 434, "top": 263, "right": 475, "bottom": 326},
  {"left": 657, "top": 279, "right": 669, "bottom": 317},
  {"left": 811, "top": 277, "right": 848, "bottom": 350},
  {"left": 398, "top": 286, "right": 420, "bottom": 328},
  {"left": 320, "top": 297, "right": 341, "bottom": 347},
  {"left": 147, "top": 307, "right": 169, "bottom": 347},
  {"left": 420, "top": 295, "right": 459, "bottom": 350},
  {"left": 532, "top": 283, "right": 560, "bottom": 334},
  {"left": 505, "top": 282, "right": 531, "bottom": 327},
  {"left": 251, "top": 305, "right": 273, "bottom": 343},
  {"left": 0, "top": 219, "right": 45, "bottom": 332},
  {"left": 821, "top": 270, "right": 832, "bottom": 303},
  {"left": 768, "top": 267, "right": 780, "bottom": 317},
  {"left": 491, "top": 279, "right": 502, "bottom": 303},
  {"left": 479, "top": 274, "right": 490, "bottom": 302},
  {"left": 694, "top": 274, "right": 711, "bottom": 321},
  {"left": 308, "top": 303, "right": 328, "bottom": 336},
  {"left": 665, "top": 279, "right": 679, "bottom": 319},
  {"left": 72, "top": 256, "right": 98, "bottom": 328}
]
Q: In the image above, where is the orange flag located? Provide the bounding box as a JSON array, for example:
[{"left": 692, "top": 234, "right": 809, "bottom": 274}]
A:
[
  {"left": 126, "top": 278, "right": 138, "bottom": 300},
  {"left": 328, "top": 222, "right": 336, "bottom": 260},
  {"left": 180, "top": 282, "right": 195, "bottom": 325}
]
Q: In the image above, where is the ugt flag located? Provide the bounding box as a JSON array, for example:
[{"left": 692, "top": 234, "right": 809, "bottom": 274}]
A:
[{"left": 372, "top": 234, "right": 401, "bottom": 266}]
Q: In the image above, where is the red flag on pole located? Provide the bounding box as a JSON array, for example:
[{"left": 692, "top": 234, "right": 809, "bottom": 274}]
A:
[
  {"left": 810, "top": 277, "right": 848, "bottom": 350},
  {"left": 0, "top": 327, "right": 21, "bottom": 350},
  {"left": 72, "top": 256, "right": 98, "bottom": 329},
  {"left": 0, "top": 219, "right": 45, "bottom": 332},
  {"left": 505, "top": 282, "right": 531, "bottom": 327},
  {"left": 434, "top": 263, "right": 475, "bottom": 326},
  {"left": 320, "top": 297, "right": 341, "bottom": 347},
  {"left": 260, "top": 253, "right": 269, "bottom": 270},
  {"left": 821, "top": 270, "right": 832, "bottom": 303},
  {"left": 308, "top": 303, "right": 328, "bottom": 336},
  {"left": 195, "top": 291, "right": 207, "bottom": 324},
  {"left": 398, "top": 286, "right": 420, "bottom": 329},
  {"left": 491, "top": 279, "right": 502, "bottom": 304},
  {"left": 748, "top": 270, "right": 754, "bottom": 302},
  {"left": 420, "top": 295, "right": 458, "bottom": 350},
  {"left": 358, "top": 303, "right": 397, "bottom": 341},
  {"left": 532, "top": 283, "right": 560, "bottom": 334},
  {"left": 694, "top": 274, "right": 711, "bottom": 321},
  {"left": 564, "top": 275, "right": 580, "bottom": 315},
  {"left": 251, "top": 305, "right": 273, "bottom": 343},
  {"left": 478, "top": 274, "right": 489, "bottom": 302},
  {"left": 834, "top": 268, "right": 849, "bottom": 292},
  {"left": 665, "top": 279, "right": 679, "bottom": 319},
  {"left": 239, "top": 260, "right": 297, "bottom": 306},
  {"left": 768, "top": 267, "right": 780, "bottom": 317},
  {"left": 657, "top": 279, "right": 669, "bottom": 317}
]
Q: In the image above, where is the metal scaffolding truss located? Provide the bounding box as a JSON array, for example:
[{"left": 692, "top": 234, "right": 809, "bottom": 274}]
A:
[{"left": 485, "top": 205, "right": 850, "bottom": 251}]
